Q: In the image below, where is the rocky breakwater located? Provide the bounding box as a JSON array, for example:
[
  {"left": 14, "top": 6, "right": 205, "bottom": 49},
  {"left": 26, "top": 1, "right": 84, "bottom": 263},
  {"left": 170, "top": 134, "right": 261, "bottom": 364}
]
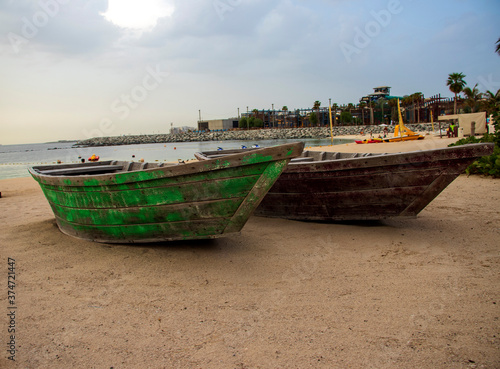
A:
[{"left": 75, "top": 124, "right": 434, "bottom": 147}]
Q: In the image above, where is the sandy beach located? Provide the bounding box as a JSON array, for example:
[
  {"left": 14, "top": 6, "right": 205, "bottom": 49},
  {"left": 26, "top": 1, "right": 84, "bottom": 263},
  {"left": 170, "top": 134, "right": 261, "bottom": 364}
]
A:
[
  {"left": 309, "top": 132, "right": 462, "bottom": 154},
  {"left": 1, "top": 135, "right": 499, "bottom": 368}
]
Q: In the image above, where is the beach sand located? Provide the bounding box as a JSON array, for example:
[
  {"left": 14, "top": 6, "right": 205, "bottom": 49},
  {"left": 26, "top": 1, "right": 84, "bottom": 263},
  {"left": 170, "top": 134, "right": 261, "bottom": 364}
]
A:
[
  {"left": 309, "top": 132, "right": 462, "bottom": 154},
  {"left": 1, "top": 136, "right": 499, "bottom": 368}
]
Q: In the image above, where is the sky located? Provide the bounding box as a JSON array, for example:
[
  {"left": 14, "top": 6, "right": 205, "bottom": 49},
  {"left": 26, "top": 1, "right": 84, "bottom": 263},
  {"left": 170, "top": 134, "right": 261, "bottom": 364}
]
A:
[{"left": 1, "top": 0, "right": 499, "bottom": 144}]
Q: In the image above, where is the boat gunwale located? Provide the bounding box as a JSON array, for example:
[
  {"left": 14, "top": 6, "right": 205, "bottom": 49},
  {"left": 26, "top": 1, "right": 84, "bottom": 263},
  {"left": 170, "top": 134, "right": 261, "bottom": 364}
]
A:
[
  {"left": 196, "top": 143, "right": 494, "bottom": 172},
  {"left": 29, "top": 142, "right": 304, "bottom": 187}
]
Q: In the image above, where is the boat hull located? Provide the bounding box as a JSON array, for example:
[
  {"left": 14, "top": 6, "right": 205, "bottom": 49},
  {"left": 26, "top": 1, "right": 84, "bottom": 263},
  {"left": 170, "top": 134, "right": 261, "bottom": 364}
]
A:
[
  {"left": 384, "top": 134, "right": 425, "bottom": 142},
  {"left": 29, "top": 143, "right": 303, "bottom": 243},
  {"left": 195, "top": 143, "right": 494, "bottom": 221},
  {"left": 254, "top": 143, "right": 493, "bottom": 221},
  {"left": 355, "top": 139, "right": 383, "bottom": 144}
]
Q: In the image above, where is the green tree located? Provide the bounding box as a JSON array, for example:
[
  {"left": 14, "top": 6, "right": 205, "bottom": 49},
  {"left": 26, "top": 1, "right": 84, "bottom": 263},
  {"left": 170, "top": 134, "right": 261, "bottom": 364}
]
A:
[
  {"left": 239, "top": 117, "right": 248, "bottom": 129},
  {"left": 340, "top": 111, "right": 352, "bottom": 124},
  {"left": 282, "top": 106, "right": 288, "bottom": 127},
  {"left": 309, "top": 112, "right": 318, "bottom": 126},
  {"left": 367, "top": 100, "right": 375, "bottom": 125},
  {"left": 409, "top": 92, "right": 423, "bottom": 123},
  {"left": 388, "top": 99, "right": 398, "bottom": 124},
  {"left": 252, "top": 117, "right": 264, "bottom": 128},
  {"left": 313, "top": 101, "right": 321, "bottom": 126},
  {"left": 377, "top": 98, "right": 387, "bottom": 124},
  {"left": 358, "top": 102, "right": 366, "bottom": 125},
  {"left": 462, "top": 83, "right": 483, "bottom": 113},
  {"left": 447, "top": 72, "right": 467, "bottom": 114},
  {"left": 332, "top": 103, "right": 338, "bottom": 125},
  {"left": 484, "top": 89, "right": 500, "bottom": 115}
]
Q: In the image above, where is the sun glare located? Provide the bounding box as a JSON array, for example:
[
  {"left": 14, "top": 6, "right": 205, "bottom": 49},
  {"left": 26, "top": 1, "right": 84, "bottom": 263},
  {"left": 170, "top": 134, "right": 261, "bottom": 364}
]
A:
[{"left": 102, "top": 0, "right": 174, "bottom": 29}]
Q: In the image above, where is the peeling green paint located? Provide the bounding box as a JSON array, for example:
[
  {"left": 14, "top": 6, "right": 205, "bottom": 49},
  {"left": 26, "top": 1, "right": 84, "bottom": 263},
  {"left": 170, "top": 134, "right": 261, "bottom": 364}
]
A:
[
  {"left": 29, "top": 142, "right": 303, "bottom": 243},
  {"left": 241, "top": 153, "right": 274, "bottom": 166}
]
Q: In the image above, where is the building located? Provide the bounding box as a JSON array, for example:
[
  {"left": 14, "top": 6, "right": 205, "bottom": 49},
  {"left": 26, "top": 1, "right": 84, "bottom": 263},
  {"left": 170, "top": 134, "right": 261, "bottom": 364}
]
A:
[
  {"left": 197, "top": 118, "right": 239, "bottom": 131},
  {"left": 360, "top": 86, "right": 401, "bottom": 104},
  {"left": 170, "top": 126, "right": 197, "bottom": 135}
]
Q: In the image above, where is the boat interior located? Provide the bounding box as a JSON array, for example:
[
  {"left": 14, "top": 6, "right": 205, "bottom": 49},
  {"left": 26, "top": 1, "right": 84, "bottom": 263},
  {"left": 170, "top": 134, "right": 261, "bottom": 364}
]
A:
[
  {"left": 31, "top": 160, "right": 179, "bottom": 176},
  {"left": 196, "top": 149, "right": 388, "bottom": 164}
]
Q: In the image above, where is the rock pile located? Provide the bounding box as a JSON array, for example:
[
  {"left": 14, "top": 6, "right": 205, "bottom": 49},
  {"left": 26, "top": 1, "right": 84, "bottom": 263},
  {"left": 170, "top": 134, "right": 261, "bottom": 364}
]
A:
[{"left": 75, "top": 124, "right": 435, "bottom": 147}]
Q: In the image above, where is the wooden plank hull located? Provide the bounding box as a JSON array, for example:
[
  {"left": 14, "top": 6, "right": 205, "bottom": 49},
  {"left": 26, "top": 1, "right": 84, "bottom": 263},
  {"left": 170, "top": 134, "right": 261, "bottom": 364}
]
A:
[
  {"left": 29, "top": 143, "right": 304, "bottom": 243},
  {"left": 196, "top": 143, "right": 494, "bottom": 221}
]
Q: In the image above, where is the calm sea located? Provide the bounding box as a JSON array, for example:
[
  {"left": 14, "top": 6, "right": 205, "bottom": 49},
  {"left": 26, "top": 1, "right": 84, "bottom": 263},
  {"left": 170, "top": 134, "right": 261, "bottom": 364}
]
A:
[{"left": 0, "top": 138, "right": 352, "bottom": 180}]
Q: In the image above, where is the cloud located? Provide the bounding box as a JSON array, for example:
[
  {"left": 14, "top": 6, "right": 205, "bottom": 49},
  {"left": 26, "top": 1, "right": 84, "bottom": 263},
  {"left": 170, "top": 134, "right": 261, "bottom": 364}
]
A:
[{"left": 0, "top": 0, "right": 121, "bottom": 55}]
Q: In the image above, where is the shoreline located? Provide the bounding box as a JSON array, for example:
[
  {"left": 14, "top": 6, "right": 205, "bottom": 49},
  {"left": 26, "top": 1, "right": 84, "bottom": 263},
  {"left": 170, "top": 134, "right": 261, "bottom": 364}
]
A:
[
  {"left": 308, "top": 134, "right": 462, "bottom": 153},
  {"left": 75, "top": 124, "right": 436, "bottom": 147}
]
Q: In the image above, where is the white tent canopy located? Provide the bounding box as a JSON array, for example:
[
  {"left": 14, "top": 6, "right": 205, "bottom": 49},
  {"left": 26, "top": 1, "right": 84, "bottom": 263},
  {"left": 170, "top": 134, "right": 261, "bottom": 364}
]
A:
[{"left": 438, "top": 112, "right": 487, "bottom": 135}]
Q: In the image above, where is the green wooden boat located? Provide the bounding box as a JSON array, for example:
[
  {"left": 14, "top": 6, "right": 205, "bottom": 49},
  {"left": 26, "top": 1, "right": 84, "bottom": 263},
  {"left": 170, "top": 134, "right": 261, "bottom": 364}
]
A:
[{"left": 29, "top": 142, "right": 304, "bottom": 243}]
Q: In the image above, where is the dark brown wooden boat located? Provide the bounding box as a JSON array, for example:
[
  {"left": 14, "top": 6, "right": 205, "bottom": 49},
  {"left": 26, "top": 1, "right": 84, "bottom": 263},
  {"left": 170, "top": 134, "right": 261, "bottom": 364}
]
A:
[{"left": 195, "top": 143, "right": 494, "bottom": 221}]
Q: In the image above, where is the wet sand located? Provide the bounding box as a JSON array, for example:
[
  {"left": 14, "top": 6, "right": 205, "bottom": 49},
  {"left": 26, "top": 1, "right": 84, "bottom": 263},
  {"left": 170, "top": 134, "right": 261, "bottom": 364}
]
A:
[{"left": 0, "top": 135, "right": 499, "bottom": 368}]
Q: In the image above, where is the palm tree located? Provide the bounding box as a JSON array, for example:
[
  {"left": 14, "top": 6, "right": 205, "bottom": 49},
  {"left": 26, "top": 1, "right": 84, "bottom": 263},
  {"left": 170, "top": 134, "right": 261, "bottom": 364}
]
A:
[
  {"left": 447, "top": 72, "right": 467, "bottom": 114},
  {"left": 484, "top": 89, "right": 500, "bottom": 115},
  {"left": 332, "top": 103, "right": 338, "bottom": 126},
  {"left": 377, "top": 98, "right": 386, "bottom": 124},
  {"left": 462, "top": 84, "right": 483, "bottom": 113},
  {"left": 411, "top": 92, "right": 423, "bottom": 123},
  {"left": 388, "top": 99, "right": 399, "bottom": 124},
  {"left": 313, "top": 101, "right": 321, "bottom": 126},
  {"left": 358, "top": 102, "right": 366, "bottom": 125},
  {"left": 344, "top": 103, "right": 353, "bottom": 125},
  {"left": 400, "top": 95, "right": 413, "bottom": 122},
  {"left": 282, "top": 106, "right": 288, "bottom": 128},
  {"left": 368, "top": 100, "right": 375, "bottom": 125},
  {"left": 496, "top": 37, "right": 500, "bottom": 56}
]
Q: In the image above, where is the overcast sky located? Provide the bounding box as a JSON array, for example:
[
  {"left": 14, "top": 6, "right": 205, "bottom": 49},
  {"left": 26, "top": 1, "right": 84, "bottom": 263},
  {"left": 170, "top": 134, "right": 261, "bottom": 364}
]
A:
[{"left": 1, "top": 0, "right": 499, "bottom": 144}]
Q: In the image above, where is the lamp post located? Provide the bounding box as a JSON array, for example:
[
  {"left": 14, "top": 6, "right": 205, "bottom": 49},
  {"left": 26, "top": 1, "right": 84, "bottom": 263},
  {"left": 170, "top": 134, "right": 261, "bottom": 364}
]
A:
[
  {"left": 272, "top": 103, "right": 275, "bottom": 128},
  {"left": 246, "top": 106, "right": 249, "bottom": 130}
]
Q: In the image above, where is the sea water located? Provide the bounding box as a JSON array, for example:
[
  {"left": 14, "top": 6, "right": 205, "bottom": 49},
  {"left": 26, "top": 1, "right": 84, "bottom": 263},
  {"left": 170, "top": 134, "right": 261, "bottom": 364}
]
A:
[{"left": 0, "top": 138, "right": 353, "bottom": 180}]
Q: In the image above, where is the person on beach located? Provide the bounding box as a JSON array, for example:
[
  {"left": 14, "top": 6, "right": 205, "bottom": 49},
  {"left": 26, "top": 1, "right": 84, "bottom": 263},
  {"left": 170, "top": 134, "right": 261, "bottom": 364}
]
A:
[{"left": 448, "top": 123, "right": 456, "bottom": 138}]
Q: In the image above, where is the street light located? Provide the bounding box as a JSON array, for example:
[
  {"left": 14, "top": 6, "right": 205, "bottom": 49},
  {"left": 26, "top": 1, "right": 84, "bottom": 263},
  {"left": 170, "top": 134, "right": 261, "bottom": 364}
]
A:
[{"left": 272, "top": 103, "right": 274, "bottom": 128}]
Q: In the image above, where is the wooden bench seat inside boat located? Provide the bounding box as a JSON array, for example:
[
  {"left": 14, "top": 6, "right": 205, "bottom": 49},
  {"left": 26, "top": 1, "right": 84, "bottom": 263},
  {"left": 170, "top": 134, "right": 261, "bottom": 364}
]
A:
[{"left": 37, "top": 165, "right": 124, "bottom": 176}]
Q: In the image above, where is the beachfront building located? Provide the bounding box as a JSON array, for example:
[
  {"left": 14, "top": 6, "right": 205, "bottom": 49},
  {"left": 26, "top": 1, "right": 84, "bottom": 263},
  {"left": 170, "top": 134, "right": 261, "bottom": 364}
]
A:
[
  {"left": 359, "top": 86, "right": 402, "bottom": 104},
  {"left": 198, "top": 118, "right": 239, "bottom": 131},
  {"left": 170, "top": 126, "right": 197, "bottom": 134}
]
